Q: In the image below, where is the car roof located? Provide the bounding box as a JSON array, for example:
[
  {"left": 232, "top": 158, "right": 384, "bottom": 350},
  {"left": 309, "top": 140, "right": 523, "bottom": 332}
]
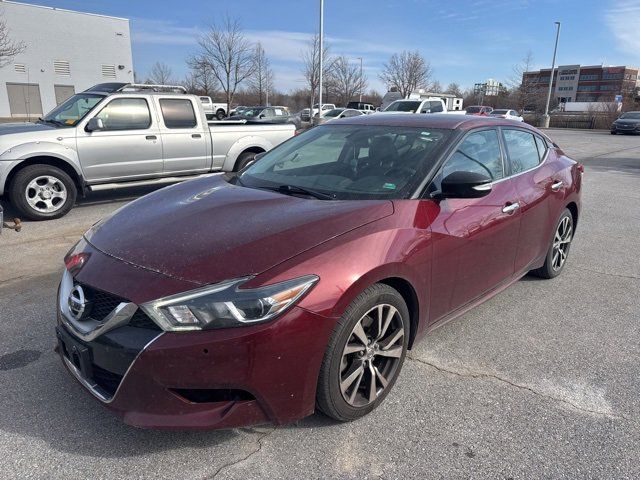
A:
[{"left": 335, "top": 113, "right": 540, "bottom": 132}]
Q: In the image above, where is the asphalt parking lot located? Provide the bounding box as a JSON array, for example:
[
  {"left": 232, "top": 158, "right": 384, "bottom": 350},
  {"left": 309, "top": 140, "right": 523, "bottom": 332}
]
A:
[{"left": 0, "top": 129, "right": 639, "bottom": 479}]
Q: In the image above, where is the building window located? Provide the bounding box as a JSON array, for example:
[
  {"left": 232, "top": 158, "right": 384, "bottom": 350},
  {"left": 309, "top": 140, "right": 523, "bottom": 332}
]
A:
[
  {"left": 577, "top": 85, "right": 597, "bottom": 91},
  {"left": 602, "top": 73, "right": 623, "bottom": 80},
  {"left": 579, "top": 74, "right": 599, "bottom": 81},
  {"left": 558, "top": 86, "right": 574, "bottom": 91},
  {"left": 53, "top": 60, "right": 71, "bottom": 76},
  {"left": 101, "top": 64, "right": 117, "bottom": 78},
  {"left": 559, "top": 75, "right": 575, "bottom": 81},
  {"left": 600, "top": 85, "right": 617, "bottom": 91}
]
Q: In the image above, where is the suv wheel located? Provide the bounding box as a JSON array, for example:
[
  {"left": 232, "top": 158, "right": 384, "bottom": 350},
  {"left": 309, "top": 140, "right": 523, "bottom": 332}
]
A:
[
  {"left": 9, "top": 164, "right": 77, "bottom": 220},
  {"left": 216, "top": 109, "right": 226, "bottom": 120},
  {"left": 316, "top": 283, "right": 410, "bottom": 422}
]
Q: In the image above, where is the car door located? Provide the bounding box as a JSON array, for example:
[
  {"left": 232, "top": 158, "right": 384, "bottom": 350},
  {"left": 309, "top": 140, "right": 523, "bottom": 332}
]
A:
[
  {"left": 428, "top": 128, "right": 521, "bottom": 322},
  {"left": 157, "top": 97, "right": 209, "bottom": 174},
  {"left": 77, "top": 96, "right": 163, "bottom": 182},
  {"left": 504, "top": 129, "right": 558, "bottom": 272}
]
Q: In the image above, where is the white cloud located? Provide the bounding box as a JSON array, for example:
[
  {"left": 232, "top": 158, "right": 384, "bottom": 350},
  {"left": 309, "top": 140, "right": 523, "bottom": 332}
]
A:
[{"left": 604, "top": 1, "right": 640, "bottom": 57}]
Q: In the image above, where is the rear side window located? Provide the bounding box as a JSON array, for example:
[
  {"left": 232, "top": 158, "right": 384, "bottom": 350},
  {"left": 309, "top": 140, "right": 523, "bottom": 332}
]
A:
[
  {"left": 534, "top": 135, "right": 547, "bottom": 161},
  {"left": 160, "top": 99, "right": 197, "bottom": 128},
  {"left": 441, "top": 129, "right": 504, "bottom": 181},
  {"left": 503, "top": 129, "right": 540, "bottom": 173},
  {"left": 94, "top": 98, "right": 151, "bottom": 131}
]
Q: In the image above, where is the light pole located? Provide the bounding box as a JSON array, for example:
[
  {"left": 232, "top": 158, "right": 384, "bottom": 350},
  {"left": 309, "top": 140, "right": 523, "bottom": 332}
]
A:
[
  {"left": 542, "top": 21, "right": 561, "bottom": 128},
  {"left": 358, "top": 57, "right": 363, "bottom": 102},
  {"left": 318, "top": 0, "right": 324, "bottom": 119}
]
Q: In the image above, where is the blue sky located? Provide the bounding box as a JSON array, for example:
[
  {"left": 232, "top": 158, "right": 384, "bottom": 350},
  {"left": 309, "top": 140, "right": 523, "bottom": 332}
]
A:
[{"left": 15, "top": 0, "right": 640, "bottom": 93}]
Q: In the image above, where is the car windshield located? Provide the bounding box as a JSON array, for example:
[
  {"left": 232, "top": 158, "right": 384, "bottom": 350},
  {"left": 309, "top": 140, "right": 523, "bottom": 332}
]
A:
[
  {"left": 238, "top": 124, "right": 451, "bottom": 200},
  {"left": 324, "top": 109, "right": 344, "bottom": 117},
  {"left": 40, "top": 93, "right": 104, "bottom": 127},
  {"left": 490, "top": 109, "right": 508, "bottom": 115},
  {"left": 242, "top": 108, "right": 265, "bottom": 117},
  {"left": 384, "top": 101, "right": 421, "bottom": 112},
  {"left": 620, "top": 112, "right": 640, "bottom": 119}
]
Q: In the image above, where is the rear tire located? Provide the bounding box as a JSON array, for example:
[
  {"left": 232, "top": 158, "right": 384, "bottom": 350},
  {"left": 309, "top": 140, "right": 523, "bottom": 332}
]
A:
[
  {"left": 234, "top": 151, "right": 258, "bottom": 171},
  {"left": 530, "top": 208, "right": 573, "bottom": 279},
  {"left": 316, "top": 283, "right": 410, "bottom": 422},
  {"left": 9, "top": 164, "right": 77, "bottom": 220},
  {"left": 216, "top": 109, "right": 226, "bottom": 121}
]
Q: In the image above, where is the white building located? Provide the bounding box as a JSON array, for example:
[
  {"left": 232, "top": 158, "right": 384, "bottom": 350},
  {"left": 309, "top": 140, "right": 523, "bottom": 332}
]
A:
[{"left": 0, "top": 1, "right": 133, "bottom": 119}]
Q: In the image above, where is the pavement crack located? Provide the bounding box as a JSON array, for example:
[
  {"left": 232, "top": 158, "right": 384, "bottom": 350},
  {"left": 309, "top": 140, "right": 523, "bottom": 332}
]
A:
[
  {"left": 206, "top": 428, "right": 275, "bottom": 479},
  {"left": 408, "top": 355, "right": 635, "bottom": 423},
  {"left": 572, "top": 265, "right": 639, "bottom": 280}
]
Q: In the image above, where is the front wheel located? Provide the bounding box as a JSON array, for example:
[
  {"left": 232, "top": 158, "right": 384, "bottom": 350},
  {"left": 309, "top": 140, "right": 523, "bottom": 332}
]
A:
[
  {"left": 316, "top": 283, "right": 410, "bottom": 422},
  {"left": 531, "top": 208, "right": 573, "bottom": 279},
  {"left": 234, "top": 151, "right": 257, "bottom": 171},
  {"left": 9, "top": 164, "right": 77, "bottom": 220}
]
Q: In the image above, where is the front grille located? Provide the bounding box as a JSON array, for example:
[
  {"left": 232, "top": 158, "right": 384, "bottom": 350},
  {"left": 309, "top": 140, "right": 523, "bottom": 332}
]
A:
[{"left": 75, "top": 282, "right": 161, "bottom": 331}]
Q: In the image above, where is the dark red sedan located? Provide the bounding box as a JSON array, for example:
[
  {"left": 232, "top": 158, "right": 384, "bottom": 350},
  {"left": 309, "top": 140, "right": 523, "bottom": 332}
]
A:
[{"left": 56, "top": 114, "right": 582, "bottom": 429}]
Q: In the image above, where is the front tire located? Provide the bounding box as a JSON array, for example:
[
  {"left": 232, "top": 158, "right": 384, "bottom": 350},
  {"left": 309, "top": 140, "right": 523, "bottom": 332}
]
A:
[
  {"left": 234, "top": 151, "right": 257, "bottom": 171},
  {"left": 531, "top": 208, "right": 573, "bottom": 279},
  {"left": 316, "top": 284, "right": 410, "bottom": 422},
  {"left": 9, "top": 164, "right": 77, "bottom": 220}
]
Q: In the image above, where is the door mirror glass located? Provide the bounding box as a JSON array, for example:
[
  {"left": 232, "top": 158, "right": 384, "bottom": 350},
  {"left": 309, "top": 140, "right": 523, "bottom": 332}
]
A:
[
  {"left": 85, "top": 117, "right": 104, "bottom": 132},
  {"left": 440, "top": 171, "right": 492, "bottom": 198}
]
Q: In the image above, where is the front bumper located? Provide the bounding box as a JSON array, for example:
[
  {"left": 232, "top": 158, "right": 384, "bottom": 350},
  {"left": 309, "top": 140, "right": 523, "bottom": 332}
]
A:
[{"left": 56, "top": 244, "right": 336, "bottom": 429}]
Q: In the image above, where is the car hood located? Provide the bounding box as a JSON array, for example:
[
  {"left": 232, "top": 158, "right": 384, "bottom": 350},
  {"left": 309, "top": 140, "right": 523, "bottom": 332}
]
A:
[
  {"left": 0, "top": 122, "right": 58, "bottom": 136},
  {"left": 615, "top": 118, "right": 640, "bottom": 124},
  {"left": 84, "top": 175, "right": 394, "bottom": 286}
]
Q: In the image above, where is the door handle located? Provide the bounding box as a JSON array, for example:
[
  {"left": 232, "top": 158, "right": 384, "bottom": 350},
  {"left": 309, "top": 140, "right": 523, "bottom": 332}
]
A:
[
  {"left": 145, "top": 135, "right": 157, "bottom": 140},
  {"left": 551, "top": 180, "right": 564, "bottom": 191},
  {"left": 502, "top": 202, "right": 520, "bottom": 214},
  {"left": 192, "top": 133, "right": 202, "bottom": 139}
]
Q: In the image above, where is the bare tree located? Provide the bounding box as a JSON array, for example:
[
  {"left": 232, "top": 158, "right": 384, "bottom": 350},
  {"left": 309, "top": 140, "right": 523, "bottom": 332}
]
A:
[
  {"left": 430, "top": 80, "right": 443, "bottom": 93},
  {"left": 187, "top": 55, "right": 217, "bottom": 97},
  {"left": 248, "top": 42, "right": 274, "bottom": 105},
  {"left": 330, "top": 55, "right": 367, "bottom": 106},
  {"left": 445, "top": 82, "right": 463, "bottom": 97},
  {"left": 0, "top": 13, "right": 25, "bottom": 68},
  {"left": 379, "top": 50, "right": 432, "bottom": 98},
  {"left": 302, "top": 33, "right": 335, "bottom": 110},
  {"left": 509, "top": 51, "right": 539, "bottom": 112},
  {"left": 196, "top": 16, "right": 256, "bottom": 113},
  {"left": 147, "top": 61, "right": 175, "bottom": 85}
]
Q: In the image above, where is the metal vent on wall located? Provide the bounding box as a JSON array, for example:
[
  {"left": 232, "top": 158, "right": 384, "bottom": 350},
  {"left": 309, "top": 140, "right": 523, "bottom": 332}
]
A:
[
  {"left": 14, "top": 64, "right": 26, "bottom": 73},
  {"left": 101, "top": 64, "right": 116, "bottom": 78},
  {"left": 54, "top": 60, "right": 71, "bottom": 76}
]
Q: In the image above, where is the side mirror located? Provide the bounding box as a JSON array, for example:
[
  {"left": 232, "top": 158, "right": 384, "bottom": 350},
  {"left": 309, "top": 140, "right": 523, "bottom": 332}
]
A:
[
  {"left": 85, "top": 118, "right": 104, "bottom": 132},
  {"left": 439, "top": 171, "right": 492, "bottom": 199},
  {"left": 259, "top": 114, "right": 266, "bottom": 119}
]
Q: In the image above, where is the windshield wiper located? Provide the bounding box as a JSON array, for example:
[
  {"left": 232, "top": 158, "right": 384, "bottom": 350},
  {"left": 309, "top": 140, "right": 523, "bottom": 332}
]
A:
[
  {"left": 37, "top": 118, "right": 65, "bottom": 127},
  {"left": 264, "top": 184, "right": 335, "bottom": 200}
]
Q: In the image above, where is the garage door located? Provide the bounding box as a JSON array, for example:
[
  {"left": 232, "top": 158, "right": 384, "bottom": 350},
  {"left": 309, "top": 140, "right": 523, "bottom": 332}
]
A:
[
  {"left": 6, "top": 83, "right": 43, "bottom": 116},
  {"left": 54, "top": 85, "right": 75, "bottom": 105}
]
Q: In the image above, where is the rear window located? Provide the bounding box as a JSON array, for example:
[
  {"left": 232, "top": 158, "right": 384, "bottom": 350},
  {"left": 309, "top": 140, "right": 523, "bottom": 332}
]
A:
[
  {"left": 491, "top": 109, "right": 508, "bottom": 114},
  {"left": 160, "top": 99, "right": 197, "bottom": 128},
  {"left": 384, "top": 101, "right": 421, "bottom": 112},
  {"left": 466, "top": 106, "right": 481, "bottom": 113}
]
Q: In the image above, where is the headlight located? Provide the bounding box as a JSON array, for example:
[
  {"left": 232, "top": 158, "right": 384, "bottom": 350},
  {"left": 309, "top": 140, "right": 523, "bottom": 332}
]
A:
[{"left": 140, "top": 275, "right": 318, "bottom": 331}]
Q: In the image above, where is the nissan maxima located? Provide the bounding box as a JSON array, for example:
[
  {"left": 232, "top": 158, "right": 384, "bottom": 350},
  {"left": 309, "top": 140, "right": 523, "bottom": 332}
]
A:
[{"left": 56, "top": 114, "right": 582, "bottom": 429}]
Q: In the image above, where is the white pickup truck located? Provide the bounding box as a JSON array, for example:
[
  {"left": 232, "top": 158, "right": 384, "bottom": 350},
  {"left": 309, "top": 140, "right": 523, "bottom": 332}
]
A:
[
  {"left": 0, "top": 83, "right": 295, "bottom": 220},
  {"left": 378, "top": 98, "right": 463, "bottom": 115},
  {"left": 198, "top": 96, "right": 228, "bottom": 120}
]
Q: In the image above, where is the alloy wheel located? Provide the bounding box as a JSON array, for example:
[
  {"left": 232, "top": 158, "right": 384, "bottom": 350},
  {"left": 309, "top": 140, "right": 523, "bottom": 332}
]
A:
[
  {"left": 25, "top": 175, "right": 68, "bottom": 213},
  {"left": 552, "top": 216, "right": 572, "bottom": 271},
  {"left": 339, "top": 304, "right": 405, "bottom": 407}
]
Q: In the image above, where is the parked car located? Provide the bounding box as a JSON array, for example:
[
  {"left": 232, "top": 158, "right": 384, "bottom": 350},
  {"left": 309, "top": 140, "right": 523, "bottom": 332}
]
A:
[
  {"left": 55, "top": 114, "right": 582, "bottom": 429},
  {"left": 228, "top": 106, "right": 301, "bottom": 130},
  {"left": 610, "top": 111, "right": 640, "bottom": 135},
  {"left": 378, "top": 98, "right": 464, "bottom": 115},
  {"left": 0, "top": 83, "right": 295, "bottom": 220},
  {"left": 346, "top": 101, "right": 376, "bottom": 114},
  {"left": 229, "top": 105, "right": 248, "bottom": 117},
  {"left": 465, "top": 105, "right": 493, "bottom": 116},
  {"left": 312, "top": 108, "right": 363, "bottom": 125},
  {"left": 301, "top": 103, "right": 336, "bottom": 122},
  {"left": 198, "top": 96, "right": 227, "bottom": 120},
  {"left": 489, "top": 109, "right": 524, "bottom": 122}
]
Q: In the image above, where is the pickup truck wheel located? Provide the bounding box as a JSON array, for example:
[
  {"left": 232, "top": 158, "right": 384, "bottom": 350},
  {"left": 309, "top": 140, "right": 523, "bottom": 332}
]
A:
[
  {"left": 9, "top": 165, "right": 77, "bottom": 220},
  {"left": 235, "top": 151, "right": 257, "bottom": 171},
  {"left": 216, "top": 110, "right": 226, "bottom": 120}
]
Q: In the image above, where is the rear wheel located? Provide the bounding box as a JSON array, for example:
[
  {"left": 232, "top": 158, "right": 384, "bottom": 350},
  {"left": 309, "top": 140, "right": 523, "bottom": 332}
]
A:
[
  {"left": 234, "top": 151, "right": 258, "bottom": 171},
  {"left": 531, "top": 208, "right": 573, "bottom": 279},
  {"left": 216, "top": 109, "right": 226, "bottom": 120},
  {"left": 316, "top": 283, "right": 410, "bottom": 422},
  {"left": 9, "top": 164, "right": 77, "bottom": 220}
]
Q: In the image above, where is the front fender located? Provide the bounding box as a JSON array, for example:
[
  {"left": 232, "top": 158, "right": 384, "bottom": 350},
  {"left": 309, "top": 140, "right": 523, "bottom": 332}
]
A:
[
  {"left": 223, "top": 136, "right": 274, "bottom": 171},
  {"left": 0, "top": 141, "right": 82, "bottom": 195}
]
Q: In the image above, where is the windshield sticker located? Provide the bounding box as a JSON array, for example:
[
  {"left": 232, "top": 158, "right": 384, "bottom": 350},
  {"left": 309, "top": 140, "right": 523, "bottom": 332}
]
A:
[{"left": 382, "top": 183, "right": 396, "bottom": 190}]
